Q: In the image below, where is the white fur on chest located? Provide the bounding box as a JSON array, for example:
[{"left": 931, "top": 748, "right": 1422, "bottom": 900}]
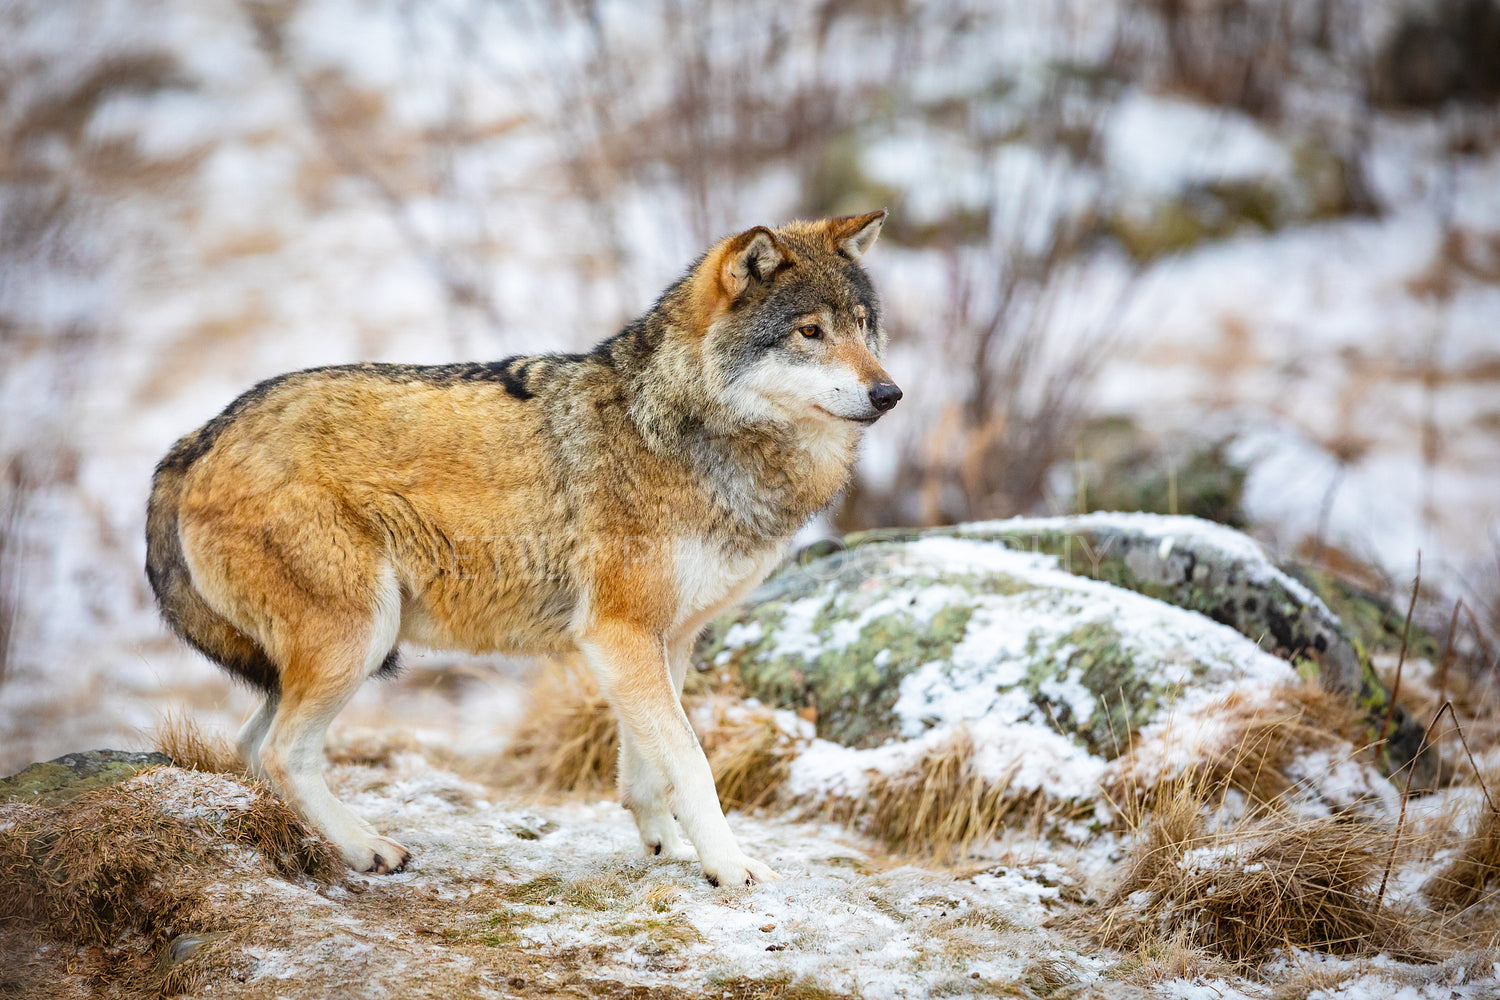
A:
[{"left": 673, "top": 536, "right": 785, "bottom": 623}]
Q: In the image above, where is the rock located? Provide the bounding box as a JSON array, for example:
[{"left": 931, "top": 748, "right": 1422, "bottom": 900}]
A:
[
  {"left": 842, "top": 513, "right": 1363, "bottom": 695},
  {"left": 697, "top": 516, "right": 1409, "bottom": 832},
  {"left": 700, "top": 524, "right": 1299, "bottom": 757},
  {"left": 152, "top": 931, "right": 232, "bottom": 975},
  {"left": 0, "top": 749, "right": 172, "bottom": 805}
]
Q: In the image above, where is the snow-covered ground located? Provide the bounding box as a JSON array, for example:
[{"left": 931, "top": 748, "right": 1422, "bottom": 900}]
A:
[{"left": 15, "top": 747, "right": 1490, "bottom": 999}]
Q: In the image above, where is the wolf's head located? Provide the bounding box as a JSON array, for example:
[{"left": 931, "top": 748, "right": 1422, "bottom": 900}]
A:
[{"left": 683, "top": 212, "right": 901, "bottom": 428}]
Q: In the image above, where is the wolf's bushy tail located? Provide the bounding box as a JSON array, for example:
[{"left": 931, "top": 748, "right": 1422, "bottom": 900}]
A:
[{"left": 146, "top": 439, "right": 280, "bottom": 694}]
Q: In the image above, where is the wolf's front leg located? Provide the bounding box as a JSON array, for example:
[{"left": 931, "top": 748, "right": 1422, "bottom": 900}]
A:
[
  {"left": 618, "top": 728, "right": 696, "bottom": 861},
  {"left": 581, "top": 620, "right": 777, "bottom": 887}
]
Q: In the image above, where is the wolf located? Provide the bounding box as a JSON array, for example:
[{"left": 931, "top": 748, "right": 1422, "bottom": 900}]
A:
[{"left": 145, "top": 212, "right": 900, "bottom": 886}]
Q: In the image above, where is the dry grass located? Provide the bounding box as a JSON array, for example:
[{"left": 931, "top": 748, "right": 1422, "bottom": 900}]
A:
[
  {"left": 324, "top": 726, "right": 427, "bottom": 768},
  {"left": 1427, "top": 800, "right": 1500, "bottom": 910},
  {"left": 1202, "top": 682, "right": 1365, "bottom": 802},
  {"left": 497, "top": 656, "right": 619, "bottom": 794},
  {"left": 0, "top": 767, "right": 342, "bottom": 995},
  {"left": 1104, "top": 925, "right": 1236, "bottom": 987},
  {"left": 495, "top": 659, "right": 802, "bottom": 813},
  {"left": 1096, "top": 773, "right": 1414, "bottom": 966},
  {"left": 1107, "top": 680, "right": 1370, "bottom": 818},
  {"left": 820, "top": 729, "right": 1089, "bottom": 861},
  {"left": 152, "top": 709, "right": 245, "bottom": 774},
  {"left": 698, "top": 698, "right": 801, "bottom": 812}
]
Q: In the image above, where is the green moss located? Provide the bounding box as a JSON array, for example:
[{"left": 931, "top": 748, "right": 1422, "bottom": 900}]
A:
[
  {"left": 1023, "top": 621, "right": 1194, "bottom": 757},
  {"left": 1291, "top": 568, "right": 1443, "bottom": 665},
  {"left": 1112, "top": 181, "right": 1283, "bottom": 262},
  {"left": 702, "top": 545, "right": 1035, "bottom": 748},
  {"left": 1073, "top": 430, "right": 1250, "bottom": 528},
  {"left": 502, "top": 870, "right": 639, "bottom": 910},
  {"left": 0, "top": 751, "right": 172, "bottom": 805},
  {"left": 737, "top": 599, "right": 979, "bottom": 749},
  {"left": 608, "top": 914, "right": 703, "bottom": 949}
]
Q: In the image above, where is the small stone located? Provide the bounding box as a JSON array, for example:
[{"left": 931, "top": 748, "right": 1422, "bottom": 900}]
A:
[
  {"left": 760, "top": 923, "right": 775, "bottom": 932},
  {"left": 152, "top": 931, "right": 230, "bottom": 975}
]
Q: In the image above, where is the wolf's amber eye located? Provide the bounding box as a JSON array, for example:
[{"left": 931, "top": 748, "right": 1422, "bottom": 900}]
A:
[{"left": 798, "top": 324, "right": 823, "bottom": 340}]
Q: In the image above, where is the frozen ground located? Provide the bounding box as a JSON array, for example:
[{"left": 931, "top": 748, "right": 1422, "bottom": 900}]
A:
[{"left": 10, "top": 745, "right": 1492, "bottom": 1000}]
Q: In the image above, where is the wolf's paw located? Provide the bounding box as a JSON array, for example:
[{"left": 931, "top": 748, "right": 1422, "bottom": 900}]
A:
[
  {"left": 646, "top": 839, "right": 699, "bottom": 862},
  {"left": 702, "top": 853, "right": 778, "bottom": 888},
  {"left": 344, "top": 834, "right": 411, "bottom": 875}
]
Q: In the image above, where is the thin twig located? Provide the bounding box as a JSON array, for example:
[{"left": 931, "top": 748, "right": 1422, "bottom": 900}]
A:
[
  {"left": 1376, "top": 699, "right": 1496, "bottom": 910},
  {"left": 1378, "top": 553, "right": 1421, "bottom": 753},
  {"left": 1436, "top": 598, "right": 1463, "bottom": 708}
]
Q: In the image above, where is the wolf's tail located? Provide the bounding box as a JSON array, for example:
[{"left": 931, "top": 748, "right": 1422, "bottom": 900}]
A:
[{"left": 145, "top": 438, "right": 280, "bottom": 695}]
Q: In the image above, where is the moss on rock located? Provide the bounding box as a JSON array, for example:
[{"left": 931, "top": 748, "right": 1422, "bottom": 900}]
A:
[
  {"left": 700, "top": 523, "right": 1318, "bottom": 758},
  {"left": 0, "top": 750, "right": 173, "bottom": 806}
]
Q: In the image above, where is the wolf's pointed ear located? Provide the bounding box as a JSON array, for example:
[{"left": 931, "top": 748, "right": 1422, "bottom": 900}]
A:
[
  {"left": 718, "top": 226, "right": 787, "bottom": 301},
  {"left": 826, "top": 210, "right": 886, "bottom": 259}
]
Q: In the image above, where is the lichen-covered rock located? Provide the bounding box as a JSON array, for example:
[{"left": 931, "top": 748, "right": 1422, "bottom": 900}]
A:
[
  {"left": 698, "top": 518, "right": 1401, "bottom": 834},
  {"left": 841, "top": 513, "right": 1363, "bottom": 694},
  {"left": 704, "top": 531, "right": 1296, "bottom": 755},
  {"left": 0, "top": 749, "right": 172, "bottom": 805}
]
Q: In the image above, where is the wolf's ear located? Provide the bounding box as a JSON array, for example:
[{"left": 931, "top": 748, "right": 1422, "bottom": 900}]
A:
[
  {"left": 717, "top": 226, "right": 787, "bottom": 301},
  {"left": 826, "top": 210, "right": 886, "bottom": 259}
]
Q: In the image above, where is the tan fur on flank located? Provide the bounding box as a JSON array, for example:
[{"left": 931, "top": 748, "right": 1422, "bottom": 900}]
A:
[{"left": 145, "top": 213, "right": 898, "bottom": 885}]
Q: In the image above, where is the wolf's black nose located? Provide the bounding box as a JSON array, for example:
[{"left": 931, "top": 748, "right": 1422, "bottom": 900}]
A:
[{"left": 869, "top": 381, "right": 902, "bottom": 412}]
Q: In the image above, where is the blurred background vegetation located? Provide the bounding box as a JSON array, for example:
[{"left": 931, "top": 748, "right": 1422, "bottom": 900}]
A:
[{"left": 1, "top": 0, "right": 1497, "bottom": 764}]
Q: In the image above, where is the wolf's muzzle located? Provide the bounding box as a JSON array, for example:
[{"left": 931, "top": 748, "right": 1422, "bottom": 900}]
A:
[{"left": 868, "top": 380, "right": 903, "bottom": 412}]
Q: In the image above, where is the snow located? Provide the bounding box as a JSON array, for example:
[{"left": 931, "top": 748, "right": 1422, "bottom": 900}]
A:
[
  {"left": 971, "top": 511, "right": 1331, "bottom": 613},
  {"left": 1105, "top": 91, "right": 1294, "bottom": 199}
]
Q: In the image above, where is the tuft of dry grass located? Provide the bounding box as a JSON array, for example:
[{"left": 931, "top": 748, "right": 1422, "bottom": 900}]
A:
[
  {"left": 496, "top": 659, "right": 803, "bottom": 814},
  {"left": 1107, "top": 679, "right": 1369, "bottom": 818},
  {"left": 324, "top": 726, "right": 426, "bottom": 768},
  {"left": 152, "top": 709, "right": 245, "bottom": 774},
  {"left": 1104, "top": 925, "right": 1235, "bottom": 987},
  {"left": 1427, "top": 803, "right": 1500, "bottom": 910},
  {"left": 0, "top": 766, "right": 342, "bottom": 994},
  {"left": 698, "top": 698, "right": 802, "bottom": 812},
  {"left": 497, "top": 656, "right": 619, "bottom": 794},
  {"left": 1097, "top": 776, "right": 1414, "bottom": 965},
  {"left": 823, "top": 729, "right": 1089, "bottom": 861}
]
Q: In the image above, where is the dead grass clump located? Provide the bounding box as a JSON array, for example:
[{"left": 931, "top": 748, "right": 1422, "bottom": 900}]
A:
[
  {"left": 498, "top": 659, "right": 801, "bottom": 813},
  {"left": 498, "top": 656, "right": 619, "bottom": 794},
  {"left": 1105, "top": 925, "right": 1235, "bottom": 986},
  {"left": 324, "top": 726, "right": 426, "bottom": 768},
  {"left": 152, "top": 709, "right": 245, "bottom": 774},
  {"left": 699, "top": 698, "right": 801, "bottom": 812},
  {"left": 832, "top": 729, "right": 1086, "bottom": 860},
  {"left": 1203, "top": 682, "right": 1363, "bottom": 802},
  {"left": 1108, "top": 680, "right": 1369, "bottom": 816},
  {"left": 1099, "top": 789, "right": 1408, "bottom": 965},
  {"left": 0, "top": 767, "right": 342, "bottom": 953},
  {"left": 1427, "top": 804, "right": 1500, "bottom": 909}
]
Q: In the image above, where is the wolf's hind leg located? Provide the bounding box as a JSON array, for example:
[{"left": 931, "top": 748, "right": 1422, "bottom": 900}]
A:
[
  {"left": 259, "top": 578, "right": 407, "bottom": 874},
  {"left": 235, "top": 694, "right": 279, "bottom": 780},
  {"left": 619, "top": 728, "right": 696, "bottom": 861}
]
